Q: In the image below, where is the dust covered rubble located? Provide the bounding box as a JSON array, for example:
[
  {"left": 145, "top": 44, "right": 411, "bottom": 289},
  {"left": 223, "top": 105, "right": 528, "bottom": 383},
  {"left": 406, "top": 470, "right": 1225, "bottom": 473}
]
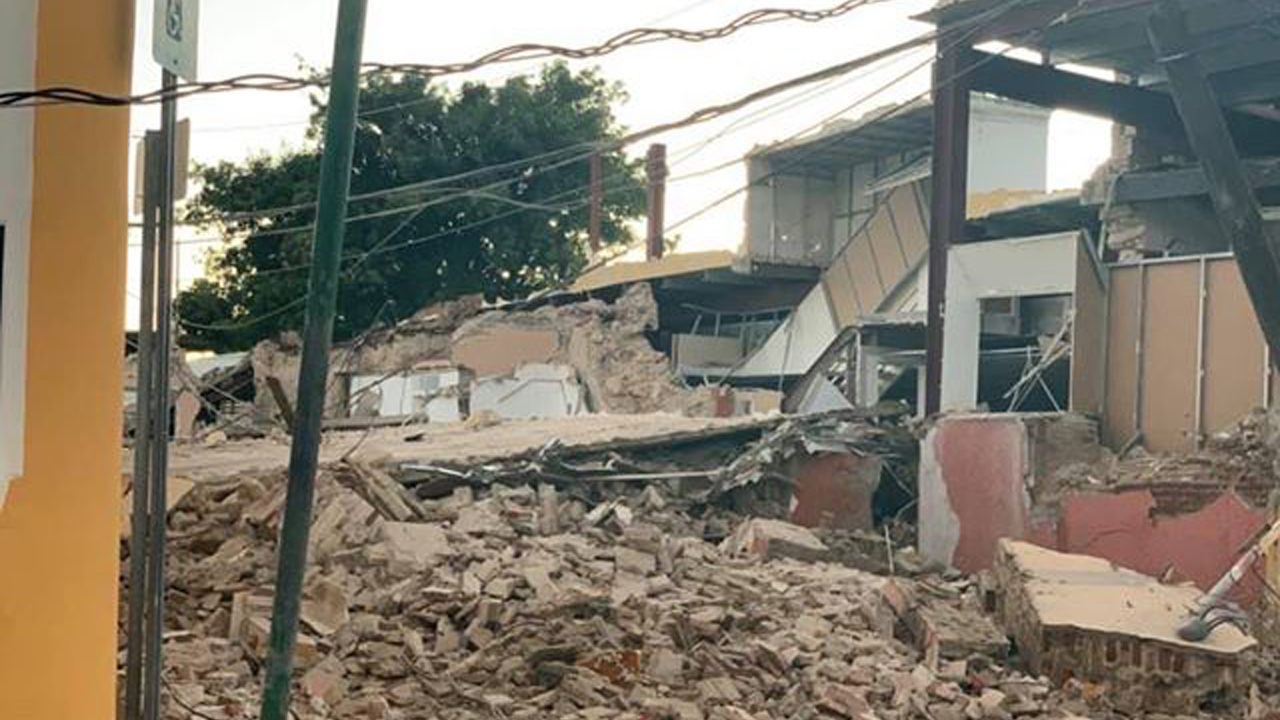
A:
[
  {"left": 142, "top": 467, "right": 1093, "bottom": 720},
  {"left": 449, "top": 282, "right": 706, "bottom": 416}
]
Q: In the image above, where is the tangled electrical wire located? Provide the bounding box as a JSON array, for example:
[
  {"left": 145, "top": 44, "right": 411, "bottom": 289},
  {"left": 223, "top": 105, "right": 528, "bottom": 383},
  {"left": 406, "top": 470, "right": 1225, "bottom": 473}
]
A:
[
  {"left": 0, "top": 0, "right": 881, "bottom": 109},
  {"left": 366, "top": 0, "right": 884, "bottom": 75}
]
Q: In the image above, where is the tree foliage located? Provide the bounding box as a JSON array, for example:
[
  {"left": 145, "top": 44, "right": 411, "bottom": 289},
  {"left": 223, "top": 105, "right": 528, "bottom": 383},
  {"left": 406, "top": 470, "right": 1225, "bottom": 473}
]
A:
[{"left": 176, "top": 64, "right": 646, "bottom": 351}]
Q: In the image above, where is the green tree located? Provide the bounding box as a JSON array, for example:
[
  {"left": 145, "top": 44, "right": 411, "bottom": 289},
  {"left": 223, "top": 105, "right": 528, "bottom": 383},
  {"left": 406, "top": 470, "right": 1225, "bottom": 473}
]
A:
[{"left": 176, "top": 63, "right": 646, "bottom": 352}]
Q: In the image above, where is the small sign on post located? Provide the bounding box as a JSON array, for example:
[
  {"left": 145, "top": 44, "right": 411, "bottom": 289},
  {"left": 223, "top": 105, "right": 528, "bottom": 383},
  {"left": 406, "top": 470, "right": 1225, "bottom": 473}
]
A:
[{"left": 152, "top": 0, "right": 199, "bottom": 82}]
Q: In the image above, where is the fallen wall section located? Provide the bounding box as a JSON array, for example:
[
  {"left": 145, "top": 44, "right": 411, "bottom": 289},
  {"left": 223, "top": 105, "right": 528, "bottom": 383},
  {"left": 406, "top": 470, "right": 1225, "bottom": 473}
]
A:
[{"left": 993, "top": 540, "right": 1255, "bottom": 715}]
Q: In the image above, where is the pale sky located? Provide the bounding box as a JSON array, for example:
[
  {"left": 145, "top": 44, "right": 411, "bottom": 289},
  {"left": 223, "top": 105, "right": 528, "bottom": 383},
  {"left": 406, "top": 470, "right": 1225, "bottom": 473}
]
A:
[{"left": 124, "top": 0, "right": 1112, "bottom": 326}]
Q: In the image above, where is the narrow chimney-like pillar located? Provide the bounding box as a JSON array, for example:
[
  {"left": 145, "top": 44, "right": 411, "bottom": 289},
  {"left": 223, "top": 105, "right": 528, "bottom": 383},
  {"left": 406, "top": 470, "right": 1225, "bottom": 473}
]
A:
[
  {"left": 588, "top": 151, "right": 603, "bottom": 253},
  {"left": 645, "top": 143, "right": 667, "bottom": 261}
]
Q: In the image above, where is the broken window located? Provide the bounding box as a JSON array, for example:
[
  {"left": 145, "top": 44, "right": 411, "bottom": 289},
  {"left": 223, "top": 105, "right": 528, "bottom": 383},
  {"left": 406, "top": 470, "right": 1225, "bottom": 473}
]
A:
[{"left": 976, "top": 293, "right": 1072, "bottom": 412}]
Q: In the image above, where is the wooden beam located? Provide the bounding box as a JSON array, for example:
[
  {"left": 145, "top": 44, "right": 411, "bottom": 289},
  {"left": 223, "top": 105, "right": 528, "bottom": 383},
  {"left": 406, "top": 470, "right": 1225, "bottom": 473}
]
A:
[
  {"left": 264, "top": 375, "right": 295, "bottom": 433},
  {"left": 969, "top": 51, "right": 1280, "bottom": 156},
  {"left": 1148, "top": 0, "right": 1280, "bottom": 358}
]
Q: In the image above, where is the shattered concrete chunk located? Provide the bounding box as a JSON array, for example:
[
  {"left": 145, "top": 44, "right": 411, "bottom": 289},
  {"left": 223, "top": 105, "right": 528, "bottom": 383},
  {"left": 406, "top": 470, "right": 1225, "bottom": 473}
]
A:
[
  {"left": 378, "top": 521, "right": 452, "bottom": 567},
  {"left": 614, "top": 546, "right": 657, "bottom": 576},
  {"left": 722, "top": 518, "right": 829, "bottom": 561}
]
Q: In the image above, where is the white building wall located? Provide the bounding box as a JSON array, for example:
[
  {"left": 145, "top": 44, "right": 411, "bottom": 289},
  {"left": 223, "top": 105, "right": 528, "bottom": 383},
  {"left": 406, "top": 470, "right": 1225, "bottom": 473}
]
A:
[
  {"left": 0, "top": 0, "right": 36, "bottom": 503},
  {"left": 940, "top": 232, "right": 1081, "bottom": 410},
  {"left": 968, "top": 96, "right": 1051, "bottom": 194}
]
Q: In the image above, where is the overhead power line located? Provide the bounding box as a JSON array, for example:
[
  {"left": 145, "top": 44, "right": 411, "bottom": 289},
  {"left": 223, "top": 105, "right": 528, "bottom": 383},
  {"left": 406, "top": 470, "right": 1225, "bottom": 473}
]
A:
[
  {"left": 183, "top": 27, "right": 943, "bottom": 235},
  {"left": 363, "top": 0, "right": 890, "bottom": 77},
  {"left": 168, "top": 0, "right": 733, "bottom": 136},
  {"left": 173, "top": 10, "right": 1011, "bottom": 302},
  {"left": 168, "top": 0, "right": 1068, "bottom": 337},
  {"left": 665, "top": 0, "right": 1072, "bottom": 235},
  {"left": 0, "top": 0, "right": 885, "bottom": 109}
]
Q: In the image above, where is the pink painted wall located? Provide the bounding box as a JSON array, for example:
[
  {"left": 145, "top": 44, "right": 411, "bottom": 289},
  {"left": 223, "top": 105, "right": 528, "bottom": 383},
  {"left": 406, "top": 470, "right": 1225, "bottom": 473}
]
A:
[
  {"left": 1056, "top": 490, "right": 1265, "bottom": 605},
  {"left": 920, "top": 417, "right": 1031, "bottom": 573},
  {"left": 920, "top": 415, "right": 1266, "bottom": 605},
  {"left": 789, "top": 451, "right": 882, "bottom": 531}
]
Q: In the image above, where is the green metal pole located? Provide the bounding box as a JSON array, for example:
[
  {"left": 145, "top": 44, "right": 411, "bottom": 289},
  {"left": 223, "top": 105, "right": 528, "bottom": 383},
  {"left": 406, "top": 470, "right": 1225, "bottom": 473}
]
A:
[{"left": 257, "top": 2, "right": 367, "bottom": 718}]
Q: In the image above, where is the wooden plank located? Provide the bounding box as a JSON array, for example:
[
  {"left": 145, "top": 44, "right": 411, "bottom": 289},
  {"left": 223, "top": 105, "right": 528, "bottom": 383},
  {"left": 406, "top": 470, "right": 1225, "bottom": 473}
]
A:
[
  {"left": 1103, "top": 267, "right": 1141, "bottom": 449},
  {"left": 1202, "top": 259, "right": 1267, "bottom": 435},
  {"left": 866, "top": 201, "right": 908, "bottom": 300},
  {"left": 821, "top": 255, "right": 860, "bottom": 328},
  {"left": 264, "top": 375, "right": 295, "bottom": 432},
  {"left": 848, "top": 237, "right": 886, "bottom": 316},
  {"left": 1140, "top": 262, "right": 1201, "bottom": 452},
  {"left": 1069, "top": 242, "right": 1107, "bottom": 416},
  {"left": 340, "top": 461, "right": 423, "bottom": 522}
]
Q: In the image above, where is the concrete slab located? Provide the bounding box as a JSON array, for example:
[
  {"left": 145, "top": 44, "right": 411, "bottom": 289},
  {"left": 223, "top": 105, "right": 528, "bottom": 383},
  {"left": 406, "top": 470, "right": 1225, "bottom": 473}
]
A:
[{"left": 993, "top": 539, "right": 1255, "bottom": 714}]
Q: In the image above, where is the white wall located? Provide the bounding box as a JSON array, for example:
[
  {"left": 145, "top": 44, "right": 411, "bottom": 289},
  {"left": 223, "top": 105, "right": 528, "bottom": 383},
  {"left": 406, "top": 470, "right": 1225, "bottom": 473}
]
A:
[
  {"left": 940, "top": 232, "right": 1081, "bottom": 410},
  {"left": 969, "top": 97, "right": 1051, "bottom": 194},
  {"left": 742, "top": 160, "right": 836, "bottom": 268},
  {"left": 0, "top": 0, "right": 36, "bottom": 505}
]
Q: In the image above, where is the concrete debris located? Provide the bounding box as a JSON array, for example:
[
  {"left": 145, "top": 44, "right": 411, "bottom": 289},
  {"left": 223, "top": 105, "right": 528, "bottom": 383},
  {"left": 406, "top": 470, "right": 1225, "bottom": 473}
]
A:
[
  {"left": 1047, "top": 408, "right": 1280, "bottom": 515},
  {"left": 251, "top": 295, "right": 484, "bottom": 423},
  {"left": 992, "top": 539, "right": 1256, "bottom": 715},
  {"left": 451, "top": 283, "right": 702, "bottom": 416},
  {"left": 712, "top": 407, "right": 914, "bottom": 499},
  {"left": 120, "top": 402, "right": 1280, "bottom": 720},
  {"left": 122, "top": 458, "right": 1155, "bottom": 720},
  {"left": 722, "top": 518, "right": 829, "bottom": 562},
  {"left": 397, "top": 416, "right": 780, "bottom": 499}
]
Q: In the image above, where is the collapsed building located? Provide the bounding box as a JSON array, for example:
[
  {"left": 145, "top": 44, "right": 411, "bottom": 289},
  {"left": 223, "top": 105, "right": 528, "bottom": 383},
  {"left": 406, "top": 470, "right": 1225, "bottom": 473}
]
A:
[{"left": 124, "top": 1, "right": 1280, "bottom": 716}]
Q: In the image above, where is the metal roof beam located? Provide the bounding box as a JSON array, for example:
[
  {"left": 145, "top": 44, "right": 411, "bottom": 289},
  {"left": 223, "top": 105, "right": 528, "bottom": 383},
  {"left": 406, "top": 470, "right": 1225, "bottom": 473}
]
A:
[{"left": 969, "top": 51, "right": 1280, "bottom": 155}]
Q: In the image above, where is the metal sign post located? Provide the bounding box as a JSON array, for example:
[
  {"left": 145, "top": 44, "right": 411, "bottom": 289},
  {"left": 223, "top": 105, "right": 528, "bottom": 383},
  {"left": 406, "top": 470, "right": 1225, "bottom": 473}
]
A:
[
  {"left": 152, "top": 0, "right": 199, "bottom": 82},
  {"left": 122, "top": 4, "right": 199, "bottom": 719}
]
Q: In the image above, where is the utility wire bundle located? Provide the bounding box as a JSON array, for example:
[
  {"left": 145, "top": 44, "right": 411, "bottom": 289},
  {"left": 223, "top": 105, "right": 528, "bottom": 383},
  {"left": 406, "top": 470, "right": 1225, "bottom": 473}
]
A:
[{"left": 0, "top": 0, "right": 882, "bottom": 108}]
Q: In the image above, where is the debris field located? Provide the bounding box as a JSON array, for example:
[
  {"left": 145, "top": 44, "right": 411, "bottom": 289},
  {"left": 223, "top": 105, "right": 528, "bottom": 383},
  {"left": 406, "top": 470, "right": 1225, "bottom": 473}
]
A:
[{"left": 117, "top": 412, "right": 1280, "bottom": 720}]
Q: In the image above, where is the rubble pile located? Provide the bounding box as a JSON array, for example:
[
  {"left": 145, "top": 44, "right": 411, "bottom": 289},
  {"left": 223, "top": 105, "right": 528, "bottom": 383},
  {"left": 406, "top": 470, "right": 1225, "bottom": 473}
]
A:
[
  {"left": 130, "top": 463, "right": 1109, "bottom": 720},
  {"left": 1044, "top": 409, "right": 1280, "bottom": 515},
  {"left": 713, "top": 409, "right": 916, "bottom": 509},
  {"left": 452, "top": 283, "right": 704, "bottom": 416},
  {"left": 251, "top": 294, "right": 486, "bottom": 420}
]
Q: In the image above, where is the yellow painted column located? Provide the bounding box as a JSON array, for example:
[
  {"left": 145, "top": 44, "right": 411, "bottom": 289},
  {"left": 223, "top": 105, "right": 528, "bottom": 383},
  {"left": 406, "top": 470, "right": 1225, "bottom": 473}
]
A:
[{"left": 0, "top": 0, "right": 133, "bottom": 717}]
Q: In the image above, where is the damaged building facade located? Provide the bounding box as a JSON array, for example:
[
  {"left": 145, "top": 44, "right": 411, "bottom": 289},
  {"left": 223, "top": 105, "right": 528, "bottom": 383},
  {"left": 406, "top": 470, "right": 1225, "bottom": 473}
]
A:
[
  {"left": 908, "top": 0, "right": 1280, "bottom": 584},
  {"left": 115, "top": 1, "right": 1280, "bottom": 717}
]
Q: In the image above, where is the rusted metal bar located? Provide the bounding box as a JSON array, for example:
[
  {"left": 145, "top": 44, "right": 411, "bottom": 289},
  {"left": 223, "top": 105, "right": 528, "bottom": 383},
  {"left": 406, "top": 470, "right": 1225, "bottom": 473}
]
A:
[
  {"left": 645, "top": 144, "right": 668, "bottom": 261},
  {"left": 924, "top": 41, "right": 974, "bottom": 415}
]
